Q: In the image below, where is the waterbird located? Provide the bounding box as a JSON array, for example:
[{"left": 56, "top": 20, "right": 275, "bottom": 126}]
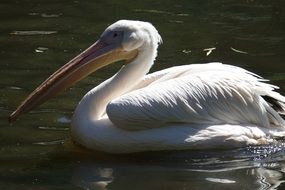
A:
[{"left": 9, "top": 20, "right": 285, "bottom": 153}]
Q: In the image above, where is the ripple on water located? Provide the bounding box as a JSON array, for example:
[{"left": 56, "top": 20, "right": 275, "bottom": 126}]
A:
[
  {"left": 57, "top": 116, "right": 71, "bottom": 124},
  {"left": 34, "top": 140, "right": 65, "bottom": 146},
  {"left": 35, "top": 47, "right": 49, "bottom": 53},
  {"left": 10, "top": 31, "right": 57, "bottom": 35},
  {"left": 41, "top": 13, "right": 63, "bottom": 18},
  {"left": 7, "top": 86, "right": 22, "bottom": 90},
  {"left": 205, "top": 177, "right": 236, "bottom": 184},
  {"left": 245, "top": 144, "right": 285, "bottom": 161},
  {"left": 38, "top": 126, "right": 69, "bottom": 131},
  {"left": 28, "top": 12, "right": 63, "bottom": 18}
]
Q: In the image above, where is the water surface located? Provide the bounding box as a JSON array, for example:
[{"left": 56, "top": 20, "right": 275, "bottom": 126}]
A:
[{"left": 1, "top": 0, "right": 285, "bottom": 189}]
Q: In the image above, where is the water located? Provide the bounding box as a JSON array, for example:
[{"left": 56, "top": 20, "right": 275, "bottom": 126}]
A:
[{"left": 1, "top": 0, "right": 285, "bottom": 189}]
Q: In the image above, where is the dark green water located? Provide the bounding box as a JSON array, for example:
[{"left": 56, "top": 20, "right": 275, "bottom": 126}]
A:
[{"left": 1, "top": 0, "right": 285, "bottom": 189}]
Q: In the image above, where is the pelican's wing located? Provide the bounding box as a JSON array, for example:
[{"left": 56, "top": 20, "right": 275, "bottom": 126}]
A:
[
  {"left": 128, "top": 64, "right": 194, "bottom": 91},
  {"left": 129, "top": 62, "right": 240, "bottom": 90},
  {"left": 106, "top": 63, "right": 285, "bottom": 131}
]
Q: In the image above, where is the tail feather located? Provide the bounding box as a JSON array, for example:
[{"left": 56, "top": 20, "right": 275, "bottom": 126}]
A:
[
  {"left": 262, "top": 95, "right": 285, "bottom": 115},
  {"left": 262, "top": 94, "right": 285, "bottom": 127}
]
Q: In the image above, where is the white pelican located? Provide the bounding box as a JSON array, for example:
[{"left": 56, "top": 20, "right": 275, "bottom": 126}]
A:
[{"left": 9, "top": 20, "right": 285, "bottom": 153}]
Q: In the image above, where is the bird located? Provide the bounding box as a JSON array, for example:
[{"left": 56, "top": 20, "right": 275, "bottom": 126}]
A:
[{"left": 9, "top": 20, "right": 285, "bottom": 153}]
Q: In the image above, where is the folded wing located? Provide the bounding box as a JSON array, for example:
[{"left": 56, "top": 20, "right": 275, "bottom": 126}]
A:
[{"left": 106, "top": 63, "right": 285, "bottom": 130}]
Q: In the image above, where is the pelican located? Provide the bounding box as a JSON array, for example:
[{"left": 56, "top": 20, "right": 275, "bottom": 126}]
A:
[{"left": 9, "top": 20, "right": 285, "bottom": 153}]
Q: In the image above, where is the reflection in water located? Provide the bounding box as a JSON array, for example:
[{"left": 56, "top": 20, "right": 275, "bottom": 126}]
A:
[
  {"left": 205, "top": 177, "right": 236, "bottom": 184},
  {"left": 70, "top": 161, "right": 285, "bottom": 190},
  {"left": 69, "top": 146, "right": 285, "bottom": 190},
  {"left": 72, "top": 165, "right": 113, "bottom": 190},
  {"left": 256, "top": 167, "right": 285, "bottom": 190}
]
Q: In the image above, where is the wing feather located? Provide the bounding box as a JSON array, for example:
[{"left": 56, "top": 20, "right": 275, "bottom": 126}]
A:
[{"left": 106, "top": 63, "right": 285, "bottom": 130}]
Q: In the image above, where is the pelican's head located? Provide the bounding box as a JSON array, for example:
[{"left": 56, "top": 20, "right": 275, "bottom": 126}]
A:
[
  {"left": 103, "top": 20, "right": 162, "bottom": 51},
  {"left": 9, "top": 20, "right": 162, "bottom": 122}
]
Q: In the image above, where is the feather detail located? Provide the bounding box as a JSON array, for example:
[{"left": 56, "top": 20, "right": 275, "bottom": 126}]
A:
[{"left": 106, "top": 63, "right": 285, "bottom": 131}]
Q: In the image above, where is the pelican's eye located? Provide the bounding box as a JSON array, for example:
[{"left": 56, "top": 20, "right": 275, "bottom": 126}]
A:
[
  {"left": 113, "top": 32, "right": 118, "bottom": 38},
  {"left": 101, "top": 30, "right": 123, "bottom": 45}
]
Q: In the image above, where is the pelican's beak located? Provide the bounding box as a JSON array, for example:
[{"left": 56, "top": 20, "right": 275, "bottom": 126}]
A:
[{"left": 9, "top": 40, "right": 138, "bottom": 122}]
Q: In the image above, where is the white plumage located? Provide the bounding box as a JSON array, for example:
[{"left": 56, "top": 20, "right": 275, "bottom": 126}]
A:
[
  {"left": 107, "top": 63, "right": 285, "bottom": 130},
  {"left": 70, "top": 21, "right": 285, "bottom": 153},
  {"left": 10, "top": 20, "right": 285, "bottom": 153}
]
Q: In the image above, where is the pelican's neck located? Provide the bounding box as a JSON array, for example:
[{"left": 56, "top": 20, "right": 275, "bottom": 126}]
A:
[{"left": 73, "top": 42, "right": 158, "bottom": 125}]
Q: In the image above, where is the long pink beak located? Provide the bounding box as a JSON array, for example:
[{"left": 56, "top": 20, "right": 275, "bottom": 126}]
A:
[{"left": 9, "top": 40, "right": 138, "bottom": 122}]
